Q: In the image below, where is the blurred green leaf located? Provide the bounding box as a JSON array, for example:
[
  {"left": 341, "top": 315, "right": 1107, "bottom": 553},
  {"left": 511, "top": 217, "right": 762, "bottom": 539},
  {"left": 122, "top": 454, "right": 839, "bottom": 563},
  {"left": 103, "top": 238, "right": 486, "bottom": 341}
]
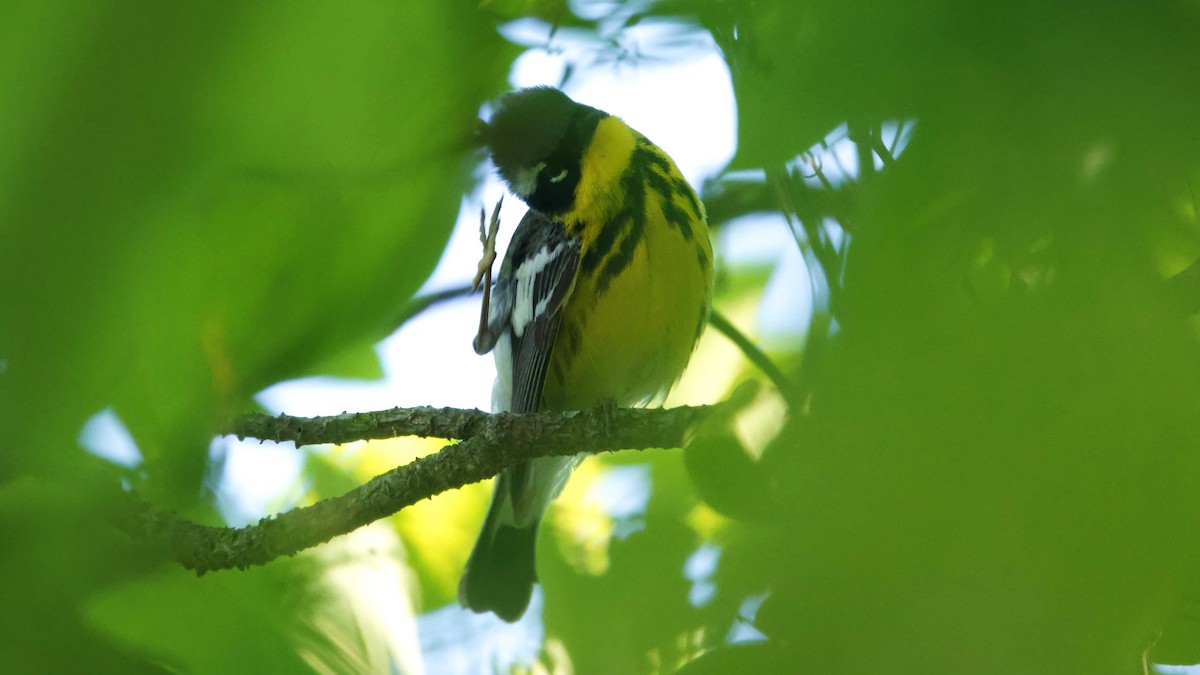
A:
[
  {"left": 1154, "top": 598, "right": 1200, "bottom": 666},
  {"left": 0, "top": 3, "right": 516, "bottom": 672},
  {"left": 8, "top": 0, "right": 1200, "bottom": 672},
  {"left": 87, "top": 566, "right": 316, "bottom": 674},
  {"left": 87, "top": 532, "right": 422, "bottom": 675},
  {"left": 684, "top": 431, "right": 774, "bottom": 522},
  {"left": 674, "top": 642, "right": 781, "bottom": 675},
  {"left": 0, "top": 471, "right": 167, "bottom": 673},
  {"left": 541, "top": 451, "right": 702, "bottom": 673},
  {"left": 482, "top": 0, "right": 572, "bottom": 24},
  {"left": 654, "top": 2, "right": 1200, "bottom": 671},
  {"left": 753, "top": 28, "right": 1200, "bottom": 674},
  {"left": 0, "top": 1, "right": 515, "bottom": 505},
  {"left": 683, "top": 0, "right": 1200, "bottom": 173}
]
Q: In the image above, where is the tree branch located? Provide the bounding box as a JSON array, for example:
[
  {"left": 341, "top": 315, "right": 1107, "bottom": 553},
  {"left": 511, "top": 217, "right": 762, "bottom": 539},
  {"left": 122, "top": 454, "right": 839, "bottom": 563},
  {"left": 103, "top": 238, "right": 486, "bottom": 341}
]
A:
[
  {"left": 232, "top": 405, "right": 495, "bottom": 447},
  {"left": 121, "top": 402, "right": 734, "bottom": 574}
]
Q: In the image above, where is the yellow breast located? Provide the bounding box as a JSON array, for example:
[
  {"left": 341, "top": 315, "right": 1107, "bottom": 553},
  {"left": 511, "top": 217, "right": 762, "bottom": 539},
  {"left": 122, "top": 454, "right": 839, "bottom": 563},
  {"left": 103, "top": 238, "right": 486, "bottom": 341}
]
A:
[{"left": 542, "top": 118, "right": 712, "bottom": 410}]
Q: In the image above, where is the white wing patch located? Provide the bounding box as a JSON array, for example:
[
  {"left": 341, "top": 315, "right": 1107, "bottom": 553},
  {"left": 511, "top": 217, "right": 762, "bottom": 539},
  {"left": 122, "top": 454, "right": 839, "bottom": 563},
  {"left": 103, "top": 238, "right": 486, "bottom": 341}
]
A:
[
  {"left": 510, "top": 242, "right": 566, "bottom": 339},
  {"left": 491, "top": 331, "right": 513, "bottom": 413}
]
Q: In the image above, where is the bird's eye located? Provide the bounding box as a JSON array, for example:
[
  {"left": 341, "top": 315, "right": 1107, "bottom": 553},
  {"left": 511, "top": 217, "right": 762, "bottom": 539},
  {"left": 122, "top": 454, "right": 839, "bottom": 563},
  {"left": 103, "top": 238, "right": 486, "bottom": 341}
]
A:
[{"left": 548, "top": 168, "right": 569, "bottom": 184}]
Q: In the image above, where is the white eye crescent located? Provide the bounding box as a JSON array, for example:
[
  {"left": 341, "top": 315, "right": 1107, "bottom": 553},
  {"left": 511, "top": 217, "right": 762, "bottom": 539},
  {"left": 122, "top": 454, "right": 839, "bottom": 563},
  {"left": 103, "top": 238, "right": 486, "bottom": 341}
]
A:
[
  {"left": 548, "top": 168, "right": 569, "bottom": 183},
  {"left": 512, "top": 161, "right": 546, "bottom": 198}
]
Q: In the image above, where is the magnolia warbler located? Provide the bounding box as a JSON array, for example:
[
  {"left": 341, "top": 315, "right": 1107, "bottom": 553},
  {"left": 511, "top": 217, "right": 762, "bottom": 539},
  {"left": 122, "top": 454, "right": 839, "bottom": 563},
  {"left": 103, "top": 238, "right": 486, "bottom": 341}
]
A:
[{"left": 460, "top": 87, "right": 713, "bottom": 621}]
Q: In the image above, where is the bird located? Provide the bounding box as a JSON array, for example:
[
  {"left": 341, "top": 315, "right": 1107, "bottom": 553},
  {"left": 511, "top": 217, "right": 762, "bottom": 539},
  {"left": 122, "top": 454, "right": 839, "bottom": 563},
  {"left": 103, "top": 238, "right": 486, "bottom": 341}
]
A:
[{"left": 459, "top": 86, "right": 713, "bottom": 622}]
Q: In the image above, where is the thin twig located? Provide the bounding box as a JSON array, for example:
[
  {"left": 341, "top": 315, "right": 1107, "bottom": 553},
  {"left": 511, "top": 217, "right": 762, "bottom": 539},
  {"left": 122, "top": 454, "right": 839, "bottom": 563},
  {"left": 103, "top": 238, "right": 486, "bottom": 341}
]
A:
[
  {"left": 769, "top": 166, "right": 836, "bottom": 410},
  {"left": 849, "top": 122, "right": 877, "bottom": 180},
  {"left": 807, "top": 155, "right": 836, "bottom": 192},
  {"left": 889, "top": 120, "right": 909, "bottom": 155},
  {"left": 872, "top": 125, "right": 896, "bottom": 168},
  {"left": 708, "top": 310, "right": 793, "bottom": 399},
  {"left": 388, "top": 284, "right": 475, "bottom": 334}
]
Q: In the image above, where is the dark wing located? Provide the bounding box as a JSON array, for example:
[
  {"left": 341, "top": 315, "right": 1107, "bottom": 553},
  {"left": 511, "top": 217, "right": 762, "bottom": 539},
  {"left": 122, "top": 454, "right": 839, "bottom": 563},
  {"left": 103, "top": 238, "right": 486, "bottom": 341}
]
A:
[
  {"left": 507, "top": 211, "right": 579, "bottom": 414},
  {"left": 477, "top": 209, "right": 579, "bottom": 414}
]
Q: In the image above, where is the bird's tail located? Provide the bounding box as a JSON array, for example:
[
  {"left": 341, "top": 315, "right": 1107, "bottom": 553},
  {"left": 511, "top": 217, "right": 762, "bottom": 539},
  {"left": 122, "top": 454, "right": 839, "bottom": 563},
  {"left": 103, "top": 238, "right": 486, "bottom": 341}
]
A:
[{"left": 458, "top": 468, "right": 540, "bottom": 622}]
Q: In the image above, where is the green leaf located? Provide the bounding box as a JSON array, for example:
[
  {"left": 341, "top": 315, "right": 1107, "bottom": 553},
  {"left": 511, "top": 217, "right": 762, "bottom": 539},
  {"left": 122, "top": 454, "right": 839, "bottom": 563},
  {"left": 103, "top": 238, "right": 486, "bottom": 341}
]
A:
[
  {"left": 684, "top": 431, "right": 774, "bottom": 522},
  {"left": 0, "top": 3, "right": 517, "bottom": 672},
  {"left": 0, "top": 473, "right": 166, "bottom": 673},
  {"left": 676, "top": 643, "right": 781, "bottom": 675},
  {"left": 296, "top": 338, "right": 385, "bottom": 382},
  {"left": 0, "top": 2, "right": 515, "bottom": 504},
  {"left": 541, "top": 452, "right": 702, "bottom": 673},
  {"left": 87, "top": 566, "right": 315, "bottom": 675},
  {"left": 1154, "top": 599, "right": 1200, "bottom": 666}
]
